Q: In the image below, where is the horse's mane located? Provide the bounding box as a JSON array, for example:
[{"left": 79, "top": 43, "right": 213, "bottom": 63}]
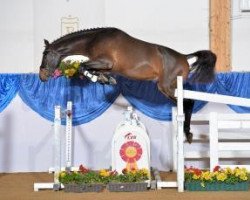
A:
[{"left": 51, "top": 27, "right": 118, "bottom": 45}]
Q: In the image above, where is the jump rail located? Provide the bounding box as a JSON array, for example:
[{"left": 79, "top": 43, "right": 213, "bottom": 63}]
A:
[
  {"left": 209, "top": 112, "right": 250, "bottom": 171},
  {"left": 174, "top": 76, "right": 250, "bottom": 192},
  {"left": 172, "top": 110, "right": 250, "bottom": 171}
]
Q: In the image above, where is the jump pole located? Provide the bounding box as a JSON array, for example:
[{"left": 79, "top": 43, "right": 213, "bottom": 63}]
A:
[
  {"left": 155, "top": 77, "right": 184, "bottom": 191},
  {"left": 176, "top": 76, "right": 185, "bottom": 192},
  {"left": 65, "top": 101, "right": 73, "bottom": 171}
]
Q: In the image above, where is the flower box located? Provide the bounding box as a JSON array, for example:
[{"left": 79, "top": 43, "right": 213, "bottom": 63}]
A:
[
  {"left": 107, "top": 182, "right": 148, "bottom": 192},
  {"left": 59, "top": 165, "right": 150, "bottom": 193},
  {"left": 185, "top": 181, "right": 249, "bottom": 191},
  {"left": 64, "top": 183, "right": 105, "bottom": 193},
  {"left": 184, "top": 166, "right": 249, "bottom": 192}
]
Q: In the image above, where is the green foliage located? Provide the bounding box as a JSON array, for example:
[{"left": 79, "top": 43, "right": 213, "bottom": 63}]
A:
[{"left": 59, "top": 165, "right": 149, "bottom": 185}]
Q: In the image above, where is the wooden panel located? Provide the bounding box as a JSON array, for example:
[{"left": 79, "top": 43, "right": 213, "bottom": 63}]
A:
[{"left": 210, "top": 0, "right": 231, "bottom": 71}]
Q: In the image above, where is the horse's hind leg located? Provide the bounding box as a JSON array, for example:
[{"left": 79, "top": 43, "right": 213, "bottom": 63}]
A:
[
  {"left": 183, "top": 99, "right": 194, "bottom": 144},
  {"left": 158, "top": 79, "right": 194, "bottom": 144}
]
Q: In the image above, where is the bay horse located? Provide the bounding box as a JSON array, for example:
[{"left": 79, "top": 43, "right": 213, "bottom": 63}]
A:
[{"left": 39, "top": 27, "right": 216, "bottom": 143}]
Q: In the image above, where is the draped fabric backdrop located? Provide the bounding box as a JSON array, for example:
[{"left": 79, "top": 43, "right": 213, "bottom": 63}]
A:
[
  {"left": 1, "top": 72, "right": 250, "bottom": 124},
  {"left": 1, "top": 72, "right": 250, "bottom": 172}
]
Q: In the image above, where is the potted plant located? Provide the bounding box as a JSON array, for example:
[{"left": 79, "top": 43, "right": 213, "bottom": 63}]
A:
[
  {"left": 184, "top": 166, "right": 249, "bottom": 191},
  {"left": 59, "top": 165, "right": 106, "bottom": 193},
  {"left": 59, "top": 165, "right": 150, "bottom": 192}
]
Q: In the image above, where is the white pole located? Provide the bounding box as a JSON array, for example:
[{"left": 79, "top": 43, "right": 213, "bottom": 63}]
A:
[
  {"left": 176, "top": 76, "right": 184, "bottom": 192},
  {"left": 171, "top": 107, "right": 178, "bottom": 172},
  {"left": 182, "top": 90, "right": 250, "bottom": 107},
  {"left": 65, "top": 101, "right": 73, "bottom": 171},
  {"left": 53, "top": 106, "right": 61, "bottom": 190},
  {"left": 209, "top": 112, "right": 219, "bottom": 171}
]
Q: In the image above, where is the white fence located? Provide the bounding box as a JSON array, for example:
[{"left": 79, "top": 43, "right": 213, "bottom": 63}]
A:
[
  {"left": 174, "top": 76, "right": 250, "bottom": 192},
  {"left": 172, "top": 110, "right": 250, "bottom": 170}
]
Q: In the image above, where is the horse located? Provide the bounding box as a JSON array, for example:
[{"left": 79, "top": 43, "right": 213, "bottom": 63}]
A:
[{"left": 39, "top": 27, "right": 216, "bottom": 143}]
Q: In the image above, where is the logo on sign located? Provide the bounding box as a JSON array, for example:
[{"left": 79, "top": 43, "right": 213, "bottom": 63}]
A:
[{"left": 124, "top": 132, "right": 136, "bottom": 140}]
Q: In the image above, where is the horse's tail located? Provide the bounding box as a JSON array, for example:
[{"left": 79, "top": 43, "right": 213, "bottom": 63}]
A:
[{"left": 186, "top": 50, "right": 217, "bottom": 83}]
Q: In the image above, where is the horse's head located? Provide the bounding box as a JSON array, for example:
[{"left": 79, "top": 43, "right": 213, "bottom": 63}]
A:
[{"left": 39, "top": 39, "right": 62, "bottom": 82}]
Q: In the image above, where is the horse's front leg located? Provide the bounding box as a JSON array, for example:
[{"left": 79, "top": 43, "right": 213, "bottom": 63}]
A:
[
  {"left": 96, "top": 73, "right": 117, "bottom": 85},
  {"left": 183, "top": 99, "right": 194, "bottom": 144},
  {"left": 80, "top": 58, "right": 113, "bottom": 71},
  {"left": 79, "top": 59, "right": 116, "bottom": 84}
]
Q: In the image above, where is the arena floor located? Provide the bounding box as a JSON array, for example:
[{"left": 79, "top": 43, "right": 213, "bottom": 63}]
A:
[{"left": 0, "top": 172, "right": 249, "bottom": 200}]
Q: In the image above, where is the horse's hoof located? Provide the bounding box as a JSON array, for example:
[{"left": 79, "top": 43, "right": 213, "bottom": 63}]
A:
[
  {"left": 109, "top": 77, "right": 117, "bottom": 85},
  {"left": 186, "top": 133, "right": 193, "bottom": 144}
]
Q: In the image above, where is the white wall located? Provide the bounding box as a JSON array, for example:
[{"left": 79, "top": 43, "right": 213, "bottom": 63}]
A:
[
  {"left": 0, "top": 0, "right": 34, "bottom": 72},
  {"left": 105, "top": 0, "right": 209, "bottom": 53},
  {"left": 33, "top": 0, "right": 106, "bottom": 71},
  {"left": 0, "top": 0, "right": 249, "bottom": 73},
  {"left": 0, "top": 0, "right": 210, "bottom": 73}
]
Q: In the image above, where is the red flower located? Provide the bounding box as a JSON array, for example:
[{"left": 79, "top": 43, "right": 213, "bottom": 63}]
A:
[
  {"left": 213, "top": 166, "right": 220, "bottom": 172},
  {"left": 79, "top": 164, "right": 89, "bottom": 173},
  {"left": 122, "top": 168, "right": 128, "bottom": 174},
  {"left": 110, "top": 170, "right": 118, "bottom": 176},
  {"left": 193, "top": 168, "right": 202, "bottom": 176}
]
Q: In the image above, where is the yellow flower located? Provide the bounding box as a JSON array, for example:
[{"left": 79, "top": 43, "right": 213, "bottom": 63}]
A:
[
  {"left": 240, "top": 174, "right": 248, "bottom": 181},
  {"left": 73, "top": 61, "right": 80, "bottom": 69},
  {"left": 234, "top": 168, "right": 242, "bottom": 177},
  {"left": 202, "top": 171, "right": 212, "bottom": 181},
  {"left": 140, "top": 168, "right": 149, "bottom": 177},
  {"left": 65, "top": 68, "right": 76, "bottom": 77},
  {"left": 192, "top": 174, "right": 200, "bottom": 180},
  {"left": 130, "top": 169, "right": 137, "bottom": 175},
  {"left": 99, "top": 169, "right": 110, "bottom": 177},
  {"left": 225, "top": 167, "right": 233, "bottom": 174},
  {"left": 213, "top": 171, "right": 219, "bottom": 176},
  {"left": 60, "top": 172, "right": 66, "bottom": 178},
  {"left": 216, "top": 172, "right": 227, "bottom": 181}
]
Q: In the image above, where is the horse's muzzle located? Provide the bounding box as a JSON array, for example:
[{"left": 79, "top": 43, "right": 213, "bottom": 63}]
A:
[{"left": 39, "top": 68, "right": 49, "bottom": 82}]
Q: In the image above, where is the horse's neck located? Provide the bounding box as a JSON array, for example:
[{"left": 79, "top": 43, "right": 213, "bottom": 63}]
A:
[{"left": 56, "top": 39, "right": 87, "bottom": 57}]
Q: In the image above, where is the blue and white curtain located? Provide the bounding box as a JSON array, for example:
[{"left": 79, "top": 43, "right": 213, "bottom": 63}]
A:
[{"left": 1, "top": 72, "right": 250, "bottom": 125}]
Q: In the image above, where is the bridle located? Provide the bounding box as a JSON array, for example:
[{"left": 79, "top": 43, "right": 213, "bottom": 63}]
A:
[{"left": 43, "top": 49, "right": 62, "bottom": 75}]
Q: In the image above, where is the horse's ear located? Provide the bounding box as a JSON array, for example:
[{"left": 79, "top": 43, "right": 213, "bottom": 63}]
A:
[{"left": 44, "top": 39, "right": 50, "bottom": 47}]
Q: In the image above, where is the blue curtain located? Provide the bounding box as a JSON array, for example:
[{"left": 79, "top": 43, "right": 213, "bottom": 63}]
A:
[
  {"left": 18, "top": 74, "right": 120, "bottom": 125},
  {"left": 118, "top": 77, "right": 174, "bottom": 120},
  {"left": 0, "top": 74, "right": 20, "bottom": 112},
  {"left": 0, "top": 72, "right": 250, "bottom": 125},
  {"left": 216, "top": 73, "right": 250, "bottom": 113}
]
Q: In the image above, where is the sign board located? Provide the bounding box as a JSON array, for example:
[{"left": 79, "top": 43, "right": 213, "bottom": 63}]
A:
[{"left": 112, "top": 107, "right": 150, "bottom": 173}]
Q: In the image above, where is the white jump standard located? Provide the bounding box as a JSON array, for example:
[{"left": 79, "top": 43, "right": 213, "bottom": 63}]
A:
[{"left": 34, "top": 101, "right": 73, "bottom": 191}]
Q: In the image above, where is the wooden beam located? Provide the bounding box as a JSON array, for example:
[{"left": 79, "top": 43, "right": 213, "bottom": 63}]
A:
[{"left": 209, "top": 0, "right": 231, "bottom": 71}]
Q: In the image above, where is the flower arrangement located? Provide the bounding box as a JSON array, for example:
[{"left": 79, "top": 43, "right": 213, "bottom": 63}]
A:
[
  {"left": 59, "top": 165, "right": 149, "bottom": 185},
  {"left": 53, "top": 60, "right": 81, "bottom": 78},
  {"left": 108, "top": 168, "right": 149, "bottom": 183},
  {"left": 185, "top": 166, "right": 249, "bottom": 188}
]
